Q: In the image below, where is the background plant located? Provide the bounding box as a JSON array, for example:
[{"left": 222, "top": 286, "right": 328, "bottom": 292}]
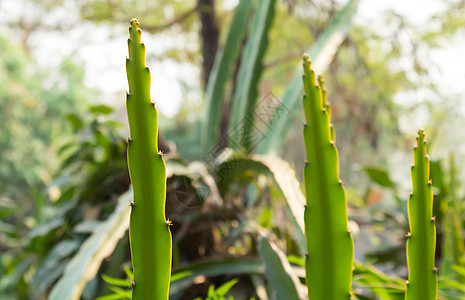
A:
[{"left": 0, "top": 0, "right": 464, "bottom": 299}]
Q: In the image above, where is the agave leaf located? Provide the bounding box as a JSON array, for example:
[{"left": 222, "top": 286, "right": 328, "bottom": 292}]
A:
[
  {"left": 228, "top": 0, "right": 276, "bottom": 152},
  {"left": 259, "top": 235, "right": 304, "bottom": 300},
  {"left": 252, "top": 154, "right": 306, "bottom": 251},
  {"left": 31, "top": 240, "right": 79, "bottom": 298},
  {"left": 216, "top": 153, "right": 306, "bottom": 252},
  {"left": 48, "top": 190, "right": 131, "bottom": 300},
  {"left": 201, "top": 0, "right": 253, "bottom": 152}
]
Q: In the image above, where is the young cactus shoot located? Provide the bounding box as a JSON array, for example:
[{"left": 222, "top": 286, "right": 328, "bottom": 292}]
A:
[
  {"left": 301, "top": 54, "right": 354, "bottom": 299},
  {"left": 406, "top": 129, "right": 438, "bottom": 300},
  {"left": 125, "top": 19, "right": 172, "bottom": 300}
]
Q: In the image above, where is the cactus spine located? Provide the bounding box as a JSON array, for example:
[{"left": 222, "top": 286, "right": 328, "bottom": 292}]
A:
[
  {"left": 125, "top": 19, "right": 172, "bottom": 300},
  {"left": 405, "top": 129, "right": 437, "bottom": 300},
  {"left": 301, "top": 54, "right": 354, "bottom": 299}
]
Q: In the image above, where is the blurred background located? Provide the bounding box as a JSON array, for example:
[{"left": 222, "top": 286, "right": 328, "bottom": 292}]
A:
[{"left": 1, "top": 0, "right": 465, "bottom": 299}]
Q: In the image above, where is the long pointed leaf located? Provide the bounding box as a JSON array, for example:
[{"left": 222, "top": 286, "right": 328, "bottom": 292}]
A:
[
  {"left": 228, "top": 0, "right": 276, "bottom": 152},
  {"left": 216, "top": 154, "right": 306, "bottom": 252},
  {"left": 252, "top": 154, "right": 306, "bottom": 252},
  {"left": 259, "top": 235, "right": 303, "bottom": 300},
  {"left": 201, "top": 0, "right": 253, "bottom": 152},
  {"left": 48, "top": 191, "right": 131, "bottom": 300}
]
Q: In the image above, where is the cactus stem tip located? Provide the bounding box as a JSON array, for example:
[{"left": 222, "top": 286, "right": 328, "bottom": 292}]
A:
[{"left": 130, "top": 18, "right": 140, "bottom": 29}]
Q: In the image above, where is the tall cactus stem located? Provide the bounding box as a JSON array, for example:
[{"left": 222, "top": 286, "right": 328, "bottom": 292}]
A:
[
  {"left": 301, "top": 54, "right": 354, "bottom": 299},
  {"left": 405, "top": 129, "right": 437, "bottom": 300},
  {"left": 125, "top": 18, "right": 172, "bottom": 300}
]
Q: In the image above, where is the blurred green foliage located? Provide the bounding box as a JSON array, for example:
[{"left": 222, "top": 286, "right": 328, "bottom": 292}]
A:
[
  {"left": 0, "top": 0, "right": 464, "bottom": 299},
  {"left": 0, "top": 35, "right": 90, "bottom": 202}
]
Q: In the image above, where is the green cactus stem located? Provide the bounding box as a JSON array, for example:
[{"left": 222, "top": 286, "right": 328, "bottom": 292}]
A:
[
  {"left": 301, "top": 54, "right": 354, "bottom": 299},
  {"left": 441, "top": 154, "right": 465, "bottom": 280},
  {"left": 125, "top": 18, "right": 172, "bottom": 300},
  {"left": 405, "top": 129, "right": 437, "bottom": 300}
]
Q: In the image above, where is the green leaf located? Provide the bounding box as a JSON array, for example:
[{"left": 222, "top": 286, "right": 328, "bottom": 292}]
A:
[
  {"left": 123, "top": 265, "right": 134, "bottom": 281},
  {"left": 0, "top": 257, "right": 34, "bottom": 291},
  {"left": 27, "top": 217, "right": 63, "bottom": 239},
  {"left": 364, "top": 167, "right": 396, "bottom": 188},
  {"left": 213, "top": 278, "right": 238, "bottom": 296},
  {"left": 65, "top": 113, "right": 84, "bottom": 130},
  {"left": 259, "top": 235, "right": 302, "bottom": 300},
  {"left": 170, "top": 257, "right": 264, "bottom": 296},
  {"left": 201, "top": 0, "right": 253, "bottom": 152},
  {"left": 202, "top": 278, "right": 239, "bottom": 299},
  {"left": 108, "top": 285, "right": 132, "bottom": 295},
  {"left": 228, "top": 0, "right": 276, "bottom": 152},
  {"left": 95, "top": 293, "right": 130, "bottom": 300},
  {"left": 256, "top": 0, "right": 360, "bottom": 154},
  {"left": 101, "top": 274, "right": 132, "bottom": 287},
  {"left": 48, "top": 190, "right": 131, "bottom": 300},
  {"left": 251, "top": 154, "right": 306, "bottom": 252},
  {"left": 353, "top": 261, "right": 405, "bottom": 300},
  {"left": 287, "top": 255, "right": 305, "bottom": 267},
  {"left": 170, "top": 270, "right": 192, "bottom": 282},
  {"left": 216, "top": 154, "right": 306, "bottom": 252},
  {"left": 88, "top": 104, "right": 114, "bottom": 115},
  {"left": 73, "top": 220, "right": 102, "bottom": 233},
  {"left": 32, "top": 240, "right": 80, "bottom": 295},
  {"left": 33, "top": 260, "right": 70, "bottom": 298}
]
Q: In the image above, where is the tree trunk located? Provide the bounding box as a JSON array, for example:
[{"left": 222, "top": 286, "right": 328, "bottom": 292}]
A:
[{"left": 198, "top": 0, "right": 219, "bottom": 88}]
